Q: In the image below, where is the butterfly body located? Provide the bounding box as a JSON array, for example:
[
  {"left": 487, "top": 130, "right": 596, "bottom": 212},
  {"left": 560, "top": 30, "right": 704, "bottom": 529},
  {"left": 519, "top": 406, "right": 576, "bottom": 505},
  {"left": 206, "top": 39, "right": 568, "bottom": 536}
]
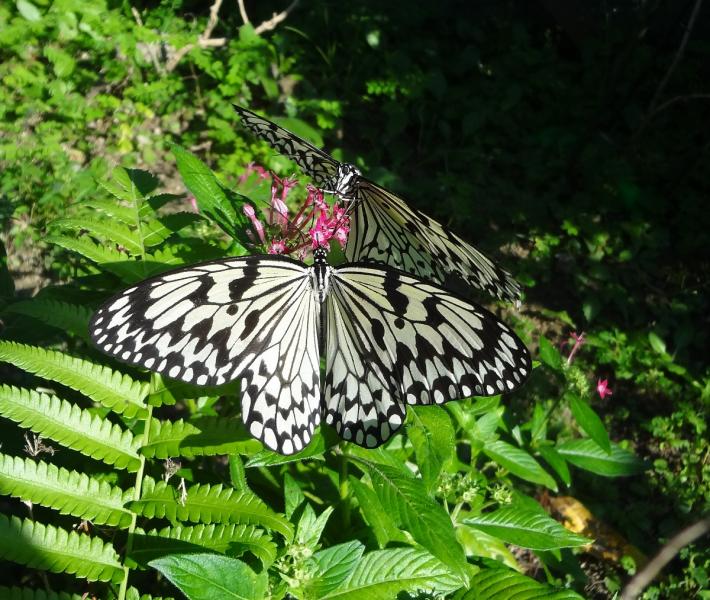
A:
[
  {"left": 91, "top": 252, "right": 530, "bottom": 454},
  {"left": 234, "top": 104, "right": 522, "bottom": 304}
]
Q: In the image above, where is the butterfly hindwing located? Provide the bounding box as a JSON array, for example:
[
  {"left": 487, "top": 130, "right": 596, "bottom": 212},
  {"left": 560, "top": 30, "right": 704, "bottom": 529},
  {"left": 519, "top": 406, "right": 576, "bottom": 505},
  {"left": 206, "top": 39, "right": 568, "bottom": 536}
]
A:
[
  {"left": 324, "top": 264, "right": 531, "bottom": 448},
  {"left": 89, "top": 256, "right": 321, "bottom": 454},
  {"left": 233, "top": 105, "right": 340, "bottom": 189}
]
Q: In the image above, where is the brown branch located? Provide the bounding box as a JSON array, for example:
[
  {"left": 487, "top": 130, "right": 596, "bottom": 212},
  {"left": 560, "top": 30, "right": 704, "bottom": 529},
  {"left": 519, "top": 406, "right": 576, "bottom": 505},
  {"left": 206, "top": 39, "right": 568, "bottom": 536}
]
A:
[
  {"left": 165, "top": 0, "right": 225, "bottom": 72},
  {"left": 237, "top": 0, "right": 251, "bottom": 25},
  {"left": 237, "top": 0, "right": 300, "bottom": 35},
  {"left": 621, "top": 517, "right": 710, "bottom": 600},
  {"left": 636, "top": 0, "right": 704, "bottom": 137},
  {"left": 254, "top": 0, "right": 300, "bottom": 34}
]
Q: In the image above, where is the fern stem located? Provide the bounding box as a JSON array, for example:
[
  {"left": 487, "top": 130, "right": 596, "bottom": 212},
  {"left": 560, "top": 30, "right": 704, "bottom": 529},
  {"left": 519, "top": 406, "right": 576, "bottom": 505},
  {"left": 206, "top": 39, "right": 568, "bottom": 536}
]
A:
[{"left": 117, "top": 404, "right": 153, "bottom": 600}]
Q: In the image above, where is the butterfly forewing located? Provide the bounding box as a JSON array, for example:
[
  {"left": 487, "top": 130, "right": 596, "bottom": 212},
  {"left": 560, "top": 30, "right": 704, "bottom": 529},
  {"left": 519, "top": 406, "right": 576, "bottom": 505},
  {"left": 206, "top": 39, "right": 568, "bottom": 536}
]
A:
[
  {"left": 323, "top": 265, "right": 531, "bottom": 448},
  {"left": 234, "top": 104, "right": 522, "bottom": 303},
  {"left": 233, "top": 105, "right": 340, "bottom": 189},
  {"left": 346, "top": 181, "right": 523, "bottom": 303},
  {"left": 89, "top": 256, "right": 321, "bottom": 454}
]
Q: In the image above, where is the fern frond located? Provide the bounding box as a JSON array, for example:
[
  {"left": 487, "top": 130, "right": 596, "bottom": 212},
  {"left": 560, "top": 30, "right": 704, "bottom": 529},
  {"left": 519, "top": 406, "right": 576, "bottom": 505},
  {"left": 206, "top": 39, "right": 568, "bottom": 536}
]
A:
[
  {"left": 78, "top": 199, "right": 136, "bottom": 224},
  {"left": 0, "top": 454, "right": 134, "bottom": 527},
  {"left": 50, "top": 218, "right": 142, "bottom": 254},
  {"left": 0, "top": 342, "right": 149, "bottom": 418},
  {"left": 0, "top": 514, "right": 123, "bottom": 583},
  {"left": 4, "top": 299, "right": 93, "bottom": 341},
  {"left": 45, "top": 235, "right": 148, "bottom": 283},
  {"left": 0, "top": 587, "right": 84, "bottom": 600},
  {"left": 141, "top": 213, "right": 203, "bottom": 247},
  {"left": 0, "top": 385, "right": 141, "bottom": 471},
  {"left": 130, "top": 478, "right": 293, "bottom": 541},
  {"left": 131, "top": 523, "right": 277, "bottom": 567},
  {"left": 142, "top": 417, "right": 261, "bottom": 459}
]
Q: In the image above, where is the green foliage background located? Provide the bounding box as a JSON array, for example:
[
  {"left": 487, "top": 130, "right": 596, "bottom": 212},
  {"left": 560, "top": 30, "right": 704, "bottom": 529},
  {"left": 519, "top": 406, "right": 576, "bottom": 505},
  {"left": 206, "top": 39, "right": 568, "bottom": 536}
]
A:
[{"left": 0, "top": 0, "right": 708, "bottom": 598}]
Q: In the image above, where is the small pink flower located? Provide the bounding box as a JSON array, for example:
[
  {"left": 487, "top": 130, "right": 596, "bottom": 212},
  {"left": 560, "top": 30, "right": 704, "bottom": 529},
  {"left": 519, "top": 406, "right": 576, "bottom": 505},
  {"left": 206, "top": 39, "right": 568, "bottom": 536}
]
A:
[
  {"left": 596, "top": 378, "right": 613, "bottom": 399},
  {"left": 239, "top": 162, "right": 270, "bottom": 184},
  {"left": 243, "top": 204, "right": 266, "bottom": 244},
  {"left": 268, "top": 239, "right": 287, "bottom": 254}
]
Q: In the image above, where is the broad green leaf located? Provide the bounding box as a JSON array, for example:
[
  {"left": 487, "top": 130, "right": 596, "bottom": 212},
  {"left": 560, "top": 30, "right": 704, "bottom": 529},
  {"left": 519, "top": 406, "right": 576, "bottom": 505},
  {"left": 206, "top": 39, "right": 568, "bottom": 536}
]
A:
[
  {"left": 648, "top": 331, "right": 666, "bottom": 355},
  {"left": 356, "top": 458, "right": 468, "bottom": 582},
  {"left": 150, "top": 553, "right": 267, "bottom": 600},
  {"left": 245, "top": 427, "right": 339, "bottom": 467},
  {"left": 556, "top": 440, "right": 645, "bottom": 476},
  {"left": 408, "top": 406, "right": 455, "bottom": 492},
  {"left": 131, "top": 523, "right": 276, "bottom": 568},
  {"left": 464, "top": 506, "right": 590, "bottom": 550},
  {"left": 538, "top": 336, "right": 562, "bottom": 371},
  {"left": 0, "top": 385, "right": 141, "bottom": 471},
  {"left": 349, "top": 476, "right": 406, "bottom": 548},
  {"left": 296, "top": 504, "right": 334, "bottom": 548},
  {"left": 130, "top": 478, "right": 293, "bottom": 541},
  {"left": 0, "top": 341, "right": 149, "bottom": 418},
  {"left": 482, "top": 440, "right": 558, "bottom": 490},
  {"left": 536, "top": 444, "right": 571, "bottom": 486},
  {"left": 568, "top": 395, "right": 611, "bottom": 453},
  {"left": 17, "top": 0, "right": 42, "bottom": 22},
  {"left": 172, "top": 145, "right": 249, "bottom": 243},
  {"left": 283, "top": 473, "right": 306, "bottom": 519},
  {"left": 0, "top": 454, "right": 133, "bottom": 527},
  {"left": 461, "top": 566, "right": 584, "bottom": 599},
  {"left": 322, "top": 548, "right": 461, "bottom": 599},
  {"left": 0, "top": 514, "right": 123, "bottom": 583},
  {"left": 304, "top": 540, "right": 365, "bottom": 598}
]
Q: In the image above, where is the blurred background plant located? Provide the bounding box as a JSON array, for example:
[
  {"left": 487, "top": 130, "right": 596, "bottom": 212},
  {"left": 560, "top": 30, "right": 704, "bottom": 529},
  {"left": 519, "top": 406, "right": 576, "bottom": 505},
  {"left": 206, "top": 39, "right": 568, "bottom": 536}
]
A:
[{"left": 0, "top": 0, "right": 708, "bottom": 598}]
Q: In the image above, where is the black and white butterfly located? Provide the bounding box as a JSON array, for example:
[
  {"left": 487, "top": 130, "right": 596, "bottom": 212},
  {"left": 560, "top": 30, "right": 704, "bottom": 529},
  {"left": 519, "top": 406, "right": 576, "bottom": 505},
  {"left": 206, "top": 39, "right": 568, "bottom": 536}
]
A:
[
  {"left": 90, "top": 249, "right": 530, "bottom": 455},
  {"left": 234, "top": 105, "right": 522, "bottom": 304}
]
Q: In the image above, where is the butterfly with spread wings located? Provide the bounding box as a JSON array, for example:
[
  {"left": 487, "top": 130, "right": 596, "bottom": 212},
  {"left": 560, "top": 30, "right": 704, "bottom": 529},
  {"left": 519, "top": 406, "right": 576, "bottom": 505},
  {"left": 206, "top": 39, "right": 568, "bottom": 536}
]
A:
[
  {"left": 233, "top": 105, "right": 522, "bottom": 304},
  {"left": 90, "top": 248, "right": 530, "bottom": 455}
]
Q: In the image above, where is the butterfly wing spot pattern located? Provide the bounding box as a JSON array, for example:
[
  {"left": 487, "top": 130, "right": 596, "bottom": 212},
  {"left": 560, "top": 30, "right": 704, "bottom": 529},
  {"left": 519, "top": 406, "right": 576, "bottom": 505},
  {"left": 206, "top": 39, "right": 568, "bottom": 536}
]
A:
[
  {"left": 90, "top": 254, "right": 531, "bottom": 454},
  {"left": 233, "top": 104, "right": 522, "bottom": 304}
]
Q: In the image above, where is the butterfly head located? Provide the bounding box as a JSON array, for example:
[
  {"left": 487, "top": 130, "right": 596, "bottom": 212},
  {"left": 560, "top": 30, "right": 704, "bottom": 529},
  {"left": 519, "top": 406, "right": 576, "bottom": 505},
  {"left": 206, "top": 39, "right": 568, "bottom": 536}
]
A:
[
  {"left": 335, "top": 163, "right": 361, "bottom": 200},
  {"left": 313, "top": 246, "right": 329, "bottom": 265}
]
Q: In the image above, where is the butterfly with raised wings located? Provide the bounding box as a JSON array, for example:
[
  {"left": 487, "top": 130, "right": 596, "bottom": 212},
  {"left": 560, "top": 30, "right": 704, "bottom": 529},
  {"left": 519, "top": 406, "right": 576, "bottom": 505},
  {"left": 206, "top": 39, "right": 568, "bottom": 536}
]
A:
[
  {"left": 90, "top": 248, "right": 531, "bottom": 455},
  {"left": 233, "top": 105, "right": 522, "bottom": 304}
]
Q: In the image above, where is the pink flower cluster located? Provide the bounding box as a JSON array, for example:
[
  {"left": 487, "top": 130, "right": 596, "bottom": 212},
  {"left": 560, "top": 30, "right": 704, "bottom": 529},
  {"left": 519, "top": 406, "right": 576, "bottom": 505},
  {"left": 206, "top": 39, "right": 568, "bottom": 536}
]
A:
[
  {"left": 241, "top": 167, "right": 349, "bottom": 258},
  {"left": 566, "top": 331, "right": 613, "bottom": 400}
]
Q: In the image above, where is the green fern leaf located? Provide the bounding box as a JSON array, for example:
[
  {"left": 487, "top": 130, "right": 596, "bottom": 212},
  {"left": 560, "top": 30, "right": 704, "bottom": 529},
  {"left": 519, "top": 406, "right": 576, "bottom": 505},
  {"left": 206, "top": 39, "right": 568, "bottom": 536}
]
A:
[
  {"left": 142, "top": 417, "right": 261, "bottom": 459},
  {"left": 141, "top": 213, "right": 203, "bottom": 247},
  {"left": 129, "top": 478, "right": 293, "bottom": 541},
  {"left": 0, "top": 385, "right": 141, "bottom": 471},
  {"left": 0, "top": 514, "right": 123, "bottom": 583},
  {"left": 0, "top": 587, "right": 85, "bottom": 600},
  {"left": 0, "top": 342, "right": 149, "bottom": 418},
  {"left": 4, "top": 299, "right": 93, "bottom": 341},
  {"left": 0, "top": 454, "right": 133, "bottom": 527},
  {"left": 130, "top": 523, "right": 277, "bottom": 567},
  {"left": 45, "top": 235, "right": 150, "bottom": 283},
  {"left": 77, "top": 198, "right": 136, "bottom": 224},
  {"left": 50, "top": 218, "right": 142, "bottom": 254}
]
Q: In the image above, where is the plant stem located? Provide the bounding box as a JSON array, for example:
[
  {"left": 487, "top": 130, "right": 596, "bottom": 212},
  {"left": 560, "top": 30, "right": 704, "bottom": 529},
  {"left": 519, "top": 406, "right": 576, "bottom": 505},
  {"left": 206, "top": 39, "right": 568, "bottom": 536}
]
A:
[
  {"left": 117, "top": 404, "right": 154, "bottom": 600},
  {"left": 339, "top": 452, "right": 351, "bottom": 531}
]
